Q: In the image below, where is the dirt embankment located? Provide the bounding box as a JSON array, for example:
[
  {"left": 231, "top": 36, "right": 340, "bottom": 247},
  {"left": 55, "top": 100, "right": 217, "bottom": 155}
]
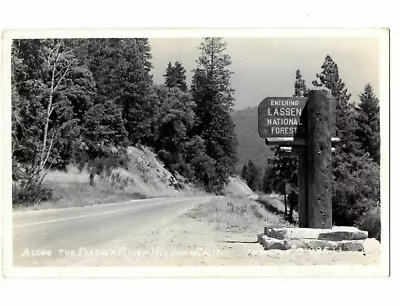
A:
[{"left": 16, "top": 146, "right": 203, "bottom": 211}]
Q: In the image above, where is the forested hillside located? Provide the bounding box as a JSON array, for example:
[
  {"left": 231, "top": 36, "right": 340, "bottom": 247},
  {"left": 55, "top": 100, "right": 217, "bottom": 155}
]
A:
[
  {"left": 231, "top": 107, "right": 273, "bottom": 173},
  {"left": 11, "top": 38, "right": 238, "bottom": 206}
]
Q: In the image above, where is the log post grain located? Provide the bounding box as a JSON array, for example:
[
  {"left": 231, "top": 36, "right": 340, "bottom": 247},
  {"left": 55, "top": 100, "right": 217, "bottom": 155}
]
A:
[
  {"left": 298, "top": 148, "right": 308, "bottom": 228},
  {"left": 294, "top": 104, "right": 308, "bottom": 228},
  {"left": 306, "top": 89, "right": 334, "bottom": 229}
]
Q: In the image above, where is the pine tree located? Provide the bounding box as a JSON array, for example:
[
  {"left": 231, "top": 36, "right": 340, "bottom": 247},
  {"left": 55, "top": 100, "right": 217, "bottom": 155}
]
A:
[
  {"left": 294, "top": 69, "right": 308, "bottom": 97},
  {"left": 164, "top": 62, "right": 174, "bottom": 86},
  {"left": 151, "top": 85, "right": 196, "bottom": 176},
  {"left": 262, "top": 167, "right": 273, "bottom": 194},
  {"left": 190, "top": 37, "right": 237, "bottom": 193},
  {"left": 312, "top": 55, "right": 359, "bottom": 156},
  {"left": 164, "top": 61, "right": 188, "bottom": 91},
  {"left": 80, "top": 101, "right": 127, "bottom": 158},
  {"left": 83, "top": 38, "right": 154, "bottom": 146},
  {"left": 242, "top": 160, "right": 262, "bottom": 191},
  {"left": 243, "top": 160, "right": 261, "bottom": 191},
  {"left": 183, "top": 135, "right": 217, "bottom": 190},
  {"left": 241, "top": 164, "right": 248, "bottom": 182},
  {"left": 135, "top": 38, "right": 153, "bottom": 74},
  {"left": 11, "top": 39, "right": 46, "bottom": 166},
  {"left": 355, "top": 83, "right": 380, "bottom": 164},
  {"left": 120, "top": 39, "right": 155, "bottom": 146}
]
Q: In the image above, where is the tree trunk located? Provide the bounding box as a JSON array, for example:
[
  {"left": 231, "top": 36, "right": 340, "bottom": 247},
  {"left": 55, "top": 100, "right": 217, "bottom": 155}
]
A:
[
  {"left": 41, "top": 44, "right": 59, "bottom": 169},
  {"left": 41, "top": 93, "right": 53, "bottom": 168},
  {"left": 284, "top": 183, "right": 287, "bottom": 216},
  {"left": 289, "top": 191, "right": 295, "bottom": 223},
  {"left": 89, "top": 170, "right": 95, "bottom": 186},
  {"left": 40, "top": 43, "right": 72, "bottom": 170},
  {"left": 298, "top": 148, "right": 308, "bottom": 227}
]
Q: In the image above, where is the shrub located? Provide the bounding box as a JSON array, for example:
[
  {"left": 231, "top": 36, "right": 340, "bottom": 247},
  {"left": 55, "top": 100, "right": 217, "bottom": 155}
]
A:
[
  {"left": 12, "top": 182, "right": 53, "bottom": 207},
  {"left": 73, "top": 145, "right": 129, "bottom": 185},
  {"left": 12, "top": 162, "right": 53, "bottom": 206},
  {"left": 355, "top": 202, "right": 381, "bottom": 241},
  {"left": 333, "top": 153, "right": 380, "bottom": 227}
]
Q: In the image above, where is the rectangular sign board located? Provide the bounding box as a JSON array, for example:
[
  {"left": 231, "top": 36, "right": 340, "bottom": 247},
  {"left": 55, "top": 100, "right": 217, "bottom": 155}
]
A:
[{"left": 258, "top": 97, "right": 308, "bottom": 138}]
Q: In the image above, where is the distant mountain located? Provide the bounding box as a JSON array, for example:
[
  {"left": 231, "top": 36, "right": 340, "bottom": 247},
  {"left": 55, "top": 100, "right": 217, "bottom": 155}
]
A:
[{"left": 231, "top": 107, "right": 274, "bottom": 174}]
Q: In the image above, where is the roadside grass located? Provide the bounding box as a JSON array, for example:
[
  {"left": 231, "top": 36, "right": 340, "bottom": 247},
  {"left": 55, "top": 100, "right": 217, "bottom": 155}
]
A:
[
  {"left": 14, "top": 165, "right": 206, "bottom": 211},
  {"left": 13, "top": 166, "right": 146, "bottom": 211},
  {"left": 257, "top": 194, "right": 299, "bottom": 222},
  {"left": 185, "top": 196, "right": 288, "bottom": 232},
  {"left": 257, "top": 194, "right": 285, "bottom": 213}
]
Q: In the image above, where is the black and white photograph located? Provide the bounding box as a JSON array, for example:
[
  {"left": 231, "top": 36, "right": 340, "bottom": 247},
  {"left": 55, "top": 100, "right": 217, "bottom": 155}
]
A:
[{"left": 2, "top": 29, "right": 389, "bottom": 277}]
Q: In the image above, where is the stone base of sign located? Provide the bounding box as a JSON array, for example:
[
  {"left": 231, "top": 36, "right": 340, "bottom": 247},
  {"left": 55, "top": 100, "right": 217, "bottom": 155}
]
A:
[
  {"left": 265, "top": 226, "right": 368, "bottom": 241},
  {"left": 257, "top": 226, "right": 379, "bottom": 252}
]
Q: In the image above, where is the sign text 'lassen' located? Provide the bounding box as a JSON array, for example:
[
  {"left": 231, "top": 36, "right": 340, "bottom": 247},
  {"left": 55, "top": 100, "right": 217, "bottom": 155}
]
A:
[{"left": 258, "top": 97, "right": 308, "bottom": 138}]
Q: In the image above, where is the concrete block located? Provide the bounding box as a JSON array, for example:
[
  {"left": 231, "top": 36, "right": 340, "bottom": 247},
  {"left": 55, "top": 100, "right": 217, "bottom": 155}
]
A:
[
  {"left": 259, "top": 235, "right": 289, "bottom": 250},
  {"left": 337, "top": 240, "right": 364, "bottom": 252},
  {"left": 259, "top": 236, "right": 379, "bottom": 252},
  {"left": 265, "top": 226, "right": 368, "bottom": 241},
  {"left": 308, "top": 239, "right": 338, "bottom": 250},
  {"left": 318, "top": 230, "right": 368, "bottom": 241},
  {"left": 287, "top": 239, "right": 337, "bottom": 250}
]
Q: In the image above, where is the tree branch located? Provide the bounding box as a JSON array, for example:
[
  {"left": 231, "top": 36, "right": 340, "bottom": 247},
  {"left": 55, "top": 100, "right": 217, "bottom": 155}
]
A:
[
  {"left": 54, "top": 60, "right": 73, "bottom": 92},
  {"left": 47, "top": 44, "right": 59, "bottom": 69},
  {"left": 52, "top": 45, "right": 61, "bottom": 75},
  {"left": 49, "top": 106, "right": 55, "bottom": 117}
]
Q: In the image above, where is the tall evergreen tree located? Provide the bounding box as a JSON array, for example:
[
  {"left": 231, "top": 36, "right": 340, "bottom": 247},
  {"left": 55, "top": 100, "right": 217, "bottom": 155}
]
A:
[
  {"left": 135, "top": 38, "right": 153, "bottom": 74},
  {"left": 294, "top": 69, "right": 308, "bottom": 97},
  {"left": 164, "top": 61, "right": 188, "bottom": 91},
  {"left": 355, "top": 83, "right": 380, "bottom": 164},
  {"left": 241, "top": 164, "right": 248, "bottom": 182},
  {"left": 241, "top": 160, "right": 261, "bottom": 191},
  {"left": 83, "top": 38, "right": 154, "bottom": 146},
  {"left": 312, "top": 55, "right": 380, "bottom": 230},
  {"left": 151, "top": 85, "right": 196, "bottom": 176},
  {"left": 262, "top": 167, "right": 274, "bottom": 194},
  {"left": 119, "top": 39, "right": 154, "bottom": 146},
  {"left": 312, "top": 55, "right": 360, "bottom": 156},
  {"left": 190, "top": 38, "right": 237, "bottom": 193}
]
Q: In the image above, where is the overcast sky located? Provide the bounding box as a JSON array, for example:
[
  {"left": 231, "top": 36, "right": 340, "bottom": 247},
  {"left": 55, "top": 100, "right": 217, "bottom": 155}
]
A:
[{"left": 149, "top": 37, "right": 381, "bottom": 110}]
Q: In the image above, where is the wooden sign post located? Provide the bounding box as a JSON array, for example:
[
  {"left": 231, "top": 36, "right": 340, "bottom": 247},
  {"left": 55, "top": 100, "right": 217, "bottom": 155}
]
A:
[
  {"left": 306, "top": 90, "right": 334, "bottom": 228},
  {"left": 258, "top": 89, "right": 338, "bottom": 229}
]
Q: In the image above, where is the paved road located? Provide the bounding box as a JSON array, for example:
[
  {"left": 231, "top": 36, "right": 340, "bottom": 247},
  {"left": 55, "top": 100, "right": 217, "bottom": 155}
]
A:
[{"left": 13, "top": 196, "right": 213, "bottom": 266}]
